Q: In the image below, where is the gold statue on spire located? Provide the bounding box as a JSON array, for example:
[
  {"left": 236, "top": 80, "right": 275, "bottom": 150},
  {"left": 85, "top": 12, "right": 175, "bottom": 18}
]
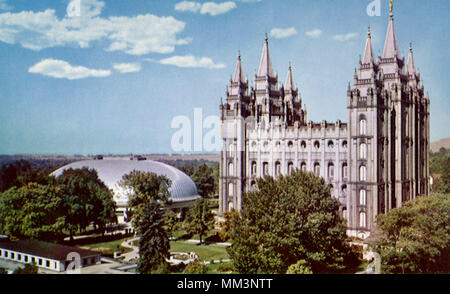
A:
[{"left": 390, "top": 0, "right": 394, "bottom": 14}]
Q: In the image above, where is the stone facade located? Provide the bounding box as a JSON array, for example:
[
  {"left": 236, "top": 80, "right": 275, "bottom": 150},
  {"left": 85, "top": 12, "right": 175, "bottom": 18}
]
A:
[{"left": 219, "top": 8, "right": 430, "bottom": 239}]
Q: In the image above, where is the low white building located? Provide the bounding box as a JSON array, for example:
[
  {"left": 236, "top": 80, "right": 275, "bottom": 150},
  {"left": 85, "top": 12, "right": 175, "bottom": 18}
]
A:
[{"left": 0, "top": 239, "right": 101, "bottom": 273}]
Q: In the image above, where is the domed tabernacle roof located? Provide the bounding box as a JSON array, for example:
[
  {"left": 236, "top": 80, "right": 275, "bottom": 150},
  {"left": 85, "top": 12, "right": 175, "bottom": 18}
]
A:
[{"left": 51, "top": 159, "right": 200, "bottom": 206}]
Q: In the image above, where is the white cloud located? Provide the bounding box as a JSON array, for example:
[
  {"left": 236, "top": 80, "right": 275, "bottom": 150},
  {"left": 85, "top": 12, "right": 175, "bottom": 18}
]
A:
[
  {"left": 113, "top": 63, "right": 141, "bottom": 73},
  {"left": 0, "top": 0, "right": 190, "bottom": 55},
  {"left": 201, "top": 2, "right": 236, "bottom": 16},
  {"left": 239, "top": 0, "right": 262, "bottom": 2},
  {"left": 306, "top": 29, "right": 322, "bottom": 39},
  {"left": 333, "top": 33, "right": 358, "bottom": 42},
  {"left": 0, "top": 0, "right": 12, "bottom": 11},
  {"left": 175, "top": 1, "right": 236, "bottom": 16},
  {"left": 270, "top": 27, "right": 297, "bottom": 39},
  {"left": 29, "top": 58, "right": 111, "bottom": 80},
  {"left": 175, "top": 1, "right": 202, "bottom": 13},
  {"left": 159, "top": 55, "right": 226, "bottom": 69}
]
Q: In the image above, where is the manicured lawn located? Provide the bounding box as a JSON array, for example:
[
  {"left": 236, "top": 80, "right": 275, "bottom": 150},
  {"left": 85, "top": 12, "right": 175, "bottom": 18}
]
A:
[
  {"left": 80, "top": 237, "right": 132, "bottom": 254},
  {"left": 169, "top": 241, "right": 229, "bottom": 261},
  {"left": 206, "top": 262, "right": 236, "bottom": 274}
]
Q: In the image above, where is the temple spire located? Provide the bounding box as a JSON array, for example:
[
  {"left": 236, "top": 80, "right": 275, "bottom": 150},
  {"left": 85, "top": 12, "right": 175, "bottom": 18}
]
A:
[
  {"left": 285, "top": 62, "right": 295, "bottom": 91},
  {"left": 390, "top": 0, "right": 394, "bottom": 18},
  {"left": 257, "top": 35, "right": 275, "bottom": 77},
  {"left": 407, "top": 43, "right": 416, "bottom": 75},
  {"left": 233, "top": 51, "right": 246, "bottom": 84},
  {"left": 383, "top": 0, "right": 399, "bottom": 58},
  {"left": 363, "top": 26, "right": 374, "bottom": 64}
]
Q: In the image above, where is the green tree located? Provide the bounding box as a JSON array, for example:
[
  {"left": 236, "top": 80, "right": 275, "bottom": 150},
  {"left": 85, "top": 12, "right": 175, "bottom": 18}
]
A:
[
  {"left": 0, "top": 160, "right": 50, "bottom": 193},
  {"left": 191, "top": 163, "right": 216, "bottom": 198},
  {"left": 430, "top": 148, "right": 450, "bottom": 193},
  {"left": 56, "top": 168, "right": 116, "bottom": 239},
  {"left": 120, "top": 171, "right": 171, "bottom": 274},
  {"left": 374, "top": 193, "right": 450, "bottom": 274},
  {"left": 228, "top": 170, "right": 350, "bottom": 274},
  {"left": 136, "top": 202, "right": 171, "bottom": 274},
  {"left": 218, "top": 209, "right": 238, "bottom": 242},
  {"left": 0, "top": 183, "right": 66, "bottom": 242},
  {"left": 185, "top": 198, "right": 215, "bottom": 244},
  {"left": 286, "top": 260, "right": 313, "bottom": 274},
  {"left": 165, "top": 209, "right": 180, "bottom": 239},
  {"left": 13, "top": 263, "right": 39, "bottom": 274}
]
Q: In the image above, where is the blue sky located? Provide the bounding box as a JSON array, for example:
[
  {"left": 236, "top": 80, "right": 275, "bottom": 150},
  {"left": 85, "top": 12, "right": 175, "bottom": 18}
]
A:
[{"left": 0, "top": 0, "right": 449, "bottom": 155}]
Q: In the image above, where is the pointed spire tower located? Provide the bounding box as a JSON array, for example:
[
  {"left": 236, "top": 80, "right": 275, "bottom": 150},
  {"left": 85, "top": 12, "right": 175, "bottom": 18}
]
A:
[
  {"left": 407, "top": 43, "right": 420, "bottom": 87},
  {"left": 228, "top": 51, "right": 248, "bottom": 96},
  {"left": 257, "top": 34, "right": 275, "bottom": 78},
  {"left": 379, "top": 0, "right": 404, "bottom": 78},
  {"left": 233, "top": 51, "right": 246, "bottom": 84},
  {"left": 383, "top": 0, "right": 399, "bottom": 59},
  {"left": 254, "top": 35, "right": 281, "bottom": 121},
  {"left": 407, "top": 43, "right": 416, "bottom": 75},
  {"left": 363, "top": 27, "right": 374, "bottom": 64},
  {"left": 224, "top": 52, "right": 251, "bottom": 118},
  {"left": 283, "top": 62, "right": 305, "bottom": 125}
]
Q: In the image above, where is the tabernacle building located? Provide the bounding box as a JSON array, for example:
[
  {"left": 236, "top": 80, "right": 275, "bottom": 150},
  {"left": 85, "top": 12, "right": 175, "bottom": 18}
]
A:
[
  {"left": 219, "top": 4, "right": 430, "bottom": 239},
  {"left": 51, "top": 158, "right": 201, "bottom": 227}
]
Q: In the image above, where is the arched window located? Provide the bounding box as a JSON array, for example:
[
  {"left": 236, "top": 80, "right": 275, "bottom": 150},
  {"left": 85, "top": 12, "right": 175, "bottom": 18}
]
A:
[
  {"left": 288, "top": 162, "right": 294, "bottom": 175},
  {"left": 328, "top": 140, "right": 334, "bottom": 149},
  {"left": 360, "top": 165, "right": 367, "bottom": 181},
  {"left": 314, "top": 141, "right": 320, "bottom": 149},
  {"left": 360, "top": 143, "right": 367, "bottom": 159},
  {"left": 314, "top": 163, "right": 321, "bottom": 177},
  {"left": 228, "top": 183, "right": 234, "bottom": 197},
  {"left": 342, "top": 184, "right": 347, "bottom": 194},
  {"left": 275, "top": 161, "right": 281, "bottom": 177},
  {"left": 250, "top": 181, "right": 256, "bottom": 189},
  {"left": 301, "top": 162, "right": 307, "bottom": 172},
  {"left": 263, "top": 162, "right": 269, "bottom": 176},
  {"left": 287, "top": 141, "right": 294, "bottom": 149},
  {"left": 251, "top": 161, "right": 257, "bottom": 176},
  {"left": 301, "top": 141, "right": 307, "bottom": 149},
  {"left": 360, "top": 189, "right": 367, "bottom": 205},
  {"left": 342, "top": 163, "right": 348, "bottom": 179},
  {"left": 228, "top": 162, "right": 234, "bottom": 177},
  {"left": 342, "top": 140, "right": 348, "bottom": 148},
  {"left": 360, "top": 212, "right": 367, "bottom": 228},
  {"left": 342, "top": 207, "right": 348, "bottom": 220},
  {"left": 328, "top": 163, "right": 335, "bottom": 178},
  {"left": 360, "top": 119, "right": 367, "bottom": 135},
  {"left": 228, "top": 143, "right": 234, "bottom": 154}
]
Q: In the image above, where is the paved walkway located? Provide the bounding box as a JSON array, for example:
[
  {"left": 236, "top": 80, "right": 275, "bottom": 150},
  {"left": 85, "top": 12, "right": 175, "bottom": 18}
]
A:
[
  {"left": 119, "top": 237, "right": 232, "bottom": 265},
  {"left": 120, "top": 237, "right": 140, "bottom": 262},
  {"left": 183, "top": 239, "right": 232, "bottom": 246}
]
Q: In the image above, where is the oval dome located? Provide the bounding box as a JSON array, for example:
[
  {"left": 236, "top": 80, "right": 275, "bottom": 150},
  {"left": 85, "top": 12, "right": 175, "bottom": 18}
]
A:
[{"left": 51, "top": 159, "right": 200, "bottom": 207}]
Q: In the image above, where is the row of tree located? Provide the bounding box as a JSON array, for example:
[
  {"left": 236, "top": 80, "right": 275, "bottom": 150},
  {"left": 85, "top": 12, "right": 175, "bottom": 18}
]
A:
[{"left": 0, "top": 161, "right": 117, "bottom": 242}]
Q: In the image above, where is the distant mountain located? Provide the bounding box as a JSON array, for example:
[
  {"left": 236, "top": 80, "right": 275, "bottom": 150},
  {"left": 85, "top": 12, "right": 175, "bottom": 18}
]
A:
[{"left": 431, "top": 137, "right": 450, "bottom": 153}]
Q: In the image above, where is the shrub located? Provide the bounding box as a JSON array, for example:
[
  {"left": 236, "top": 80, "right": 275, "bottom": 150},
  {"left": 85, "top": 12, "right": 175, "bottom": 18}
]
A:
[
  {"left": 183, "top": 261, "right": 209, "bottom": 274},
  {"left": 286, "top": 260, "right": 313, "bottom": 274},
  {"left": 217, "top": 262, "right": 234, "bottom": 273}
]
